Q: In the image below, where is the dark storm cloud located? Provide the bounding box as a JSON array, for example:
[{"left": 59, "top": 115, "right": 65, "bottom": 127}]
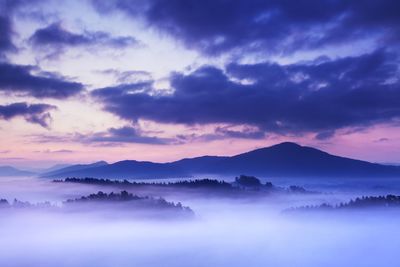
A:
[
  {"left": 92, "top": 49, "right": 400, "bottom": 136},
  {"left": 0, "top": 62, "right": 84, "bottom": 99},
  {"left": 0, "top": 16, "right": 16, "bottom": 57},
  {"left": 0, "top": 102, "right": 56, "bottom": 128},
  {"left": 30, "top": 22, "right": 140, "bottom": 53},
  {"left": 91, "top": 0, "right": 400, "bottom": 55}
]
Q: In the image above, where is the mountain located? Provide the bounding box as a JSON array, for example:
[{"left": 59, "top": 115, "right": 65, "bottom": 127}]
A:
[
  {"left": 41, "top": 160, "right": 188, "bottom": 179},
  {"left": 41, "top": 164, "right": 73, "bottom": 173},
  {"left": 40, "top": 142, "right": 400, "bottom": 179},
  {"left": 41, "top": 161, "right": 108, "bottom": 177},
  {"left": 26, "top": 164, "right": 73, "bottom": 174},
  {"left": 0, "top": 166, "right": 35, "bottom": 177}
]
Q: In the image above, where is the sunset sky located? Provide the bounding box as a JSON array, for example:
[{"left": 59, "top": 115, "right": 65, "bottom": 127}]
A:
[{"left": 1, "top": 0, "right": 399, "bottom": 168}]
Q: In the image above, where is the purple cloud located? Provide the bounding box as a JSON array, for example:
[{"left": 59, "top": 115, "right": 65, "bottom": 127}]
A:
[
  {"left": 0, "top": 62, "right": 84, "bottom": 99},
  {"left": 29, "top": 22, "right": 141, "bottom": 57},
  {"left": 91, "top": 0, "right": 400, "bottom": 55},
  {"left": 92, "top": 50, "right": 400, "bottom": 137},
  {"left": 0, "top": 102, "right": 56, "bottom": 128}
]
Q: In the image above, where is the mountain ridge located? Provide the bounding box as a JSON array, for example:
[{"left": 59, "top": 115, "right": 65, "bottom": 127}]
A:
[
  {"left": 39, "top": 142, "right": 400, "bottom": 179},
  {"left": 0, "top": 166, "right": 35, "bottom": 177}
]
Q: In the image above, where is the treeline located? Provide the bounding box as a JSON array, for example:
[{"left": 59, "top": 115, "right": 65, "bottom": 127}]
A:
[
  {"left": 0, "top": 191, "right": 193, "bottom": 215},
  {"left": 288, "top": 195, "right": 400, "bottom": 212},
  {"left": 54, "top": 175, "right": 313, "bottom": 195},
  {"left": 0, "top": 198, "right": 53, "bottom": 209},
  {"left": 66, "top": 190, "right": 193, "bottom": 213},
  {"left": 55, "top": 177, "right": 233, "bottom": 189}
]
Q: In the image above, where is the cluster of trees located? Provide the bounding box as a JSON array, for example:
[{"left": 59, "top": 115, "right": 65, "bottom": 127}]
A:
[
  {"left": 58, "top": 177, "right": 232, "bottom": 189},
  {"left": 0, "top": 199, "right": 8, "bottom": 206},
  {"left": 288, "top": 185, "right": 307, "bottom": 193},
  {"left": 289, "top": 195, "right": 400, "bottom": 212},
  {"left": 233, "top": 175, "right": 310, "bottom": 193},
  {"left": 65, "top": 190, "right": 143, "bottom": 202},
  {"left": 59, "top": 176, "right": 269, "bottom": 190},
  {"left": 55, "top": 177, "right": 132, "bottom": 185},
  {"left": 64, "top": 191, "right": 193, "bottom": 213},
  {"left": 234, "top": 175, "right": 262, "bottom": 187},
  {"left": 0, "top": 191, "right": 193, "bottom": 215},
  {"left": 55, "top": 176, "right": 313, "bottom": 195},
  {"left": 163, "top": 179, "right": 232, "bottom": 189},
  {"left": 0, "top": 198, "right": 53, "bottom": 209},
  {"left": 339, "top": 195, "right": 400, "bottom": 208}
]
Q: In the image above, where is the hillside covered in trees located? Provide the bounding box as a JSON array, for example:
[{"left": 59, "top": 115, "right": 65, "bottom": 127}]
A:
[
  {"left": 287, "top": 195, "right": 400, "bottom": 213},
  {"left": 0, "top": 191, "right": 193, "bottom": 218}
]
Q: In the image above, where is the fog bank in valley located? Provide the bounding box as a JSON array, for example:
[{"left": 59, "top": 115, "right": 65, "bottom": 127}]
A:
[{"left": 0, "top": 176, "right": 399, "bottom": 267}]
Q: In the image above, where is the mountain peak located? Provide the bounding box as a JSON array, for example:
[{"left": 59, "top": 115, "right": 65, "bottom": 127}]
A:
[
  {"left": 270, "top": 142, "right": 302, "bottom": 149},
  {"left": 92, "top": 161, "right": 108, "bottom": 166},
  {"left": 235, "top": 142, "right": 305, "bottom": 157}
]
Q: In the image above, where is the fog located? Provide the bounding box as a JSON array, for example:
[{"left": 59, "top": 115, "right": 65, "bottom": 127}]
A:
[{"left": 0, "top": 177, "right": 399, "bottom": 267}]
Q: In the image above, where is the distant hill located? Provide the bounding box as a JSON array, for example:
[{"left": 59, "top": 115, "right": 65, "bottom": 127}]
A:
[
  {"left": 41, "top": 164, "right": 73, "bottom": 173},
  {"left": 27, "top": 164, "right": 73, "bottom": 174},
  {"left": 40, "top": 142, "right": 400, "bottom": 179},
  {"left": 0, "top": 166, "right": 35, "bottom": 177},
  {"left": 41, "top": 161, "right": 108, "bottom": 177}
]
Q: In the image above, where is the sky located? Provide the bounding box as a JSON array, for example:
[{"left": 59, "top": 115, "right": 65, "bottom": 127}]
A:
[{"left": 0, "top": 0, "right": 400, "bottom": 168}]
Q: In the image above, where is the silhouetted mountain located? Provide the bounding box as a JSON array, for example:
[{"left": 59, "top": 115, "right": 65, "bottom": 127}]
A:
[
  {"left": 42, "top": 160, "right": 188, "bottom": 179},
  {"left": 0, "top": 166, "right": 35, "bottom": 177},
  {"left": 40, "top": 142, "right": 400, "bottom": 179},
  {"left": 209, "top": 142, "right": 400, "bottom": 177}
]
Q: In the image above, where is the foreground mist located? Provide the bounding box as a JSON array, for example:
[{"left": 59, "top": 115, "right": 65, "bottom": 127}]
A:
[{"left": 0, "top": 176, "right": 399, "bottom": 267}]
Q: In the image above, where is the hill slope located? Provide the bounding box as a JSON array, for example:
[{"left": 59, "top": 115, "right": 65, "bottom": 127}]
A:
[{"left": 0, "top": 166, "right": 35, "bottom": 177}]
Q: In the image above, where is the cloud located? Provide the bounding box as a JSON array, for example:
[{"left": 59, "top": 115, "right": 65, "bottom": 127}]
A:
[
  {"left": 0, "top": 102, "right": 56, "bottom": 128},
  {"left": 315, "top": 131, "right": 335, "bottom": 140},
  {"left": 86, "top": 126, "right": 174, "bottom": 145},
  {"left": 35, "top": 149, "right": 74, "bottom": 154},
  {"left": 0, "top": 62, "right": 84, "bottom": 99},
  {"left": 0, "top": 2, "right": 84, "bottom": 102},
  {"left": 98, "top": 69, "right": 152, "bottom": 83},
  {"left": 93, "top": 81, "right": 154, "bottom": 98},
  {"left": 29, "top": 22, "right": 141, "bottom": 57},
  {"left": 0, "top": 0, "right": 45, "bottom": 57},
  {"left": 29, "top": 125, "right": 176, "bottom": 145},
  {"left": 0, "top": 16, "right": 16, "bottom": 57},
  {"left": 176, "top": 125, "right": 266, "bottom": 143},
  {"left": 0, "top": 157, "right": 25, "bottom": 160},
  {"left": 92, "top": 49, "right": 400, "bottom": 137},
  {"left": 374, "top": 138, "right": 390, "bottom": 143},
  {"left": 91, "top": 0, "right": 400, "bottom": 56},
  {"left": 214, "top": 126, "right": 265, "bottom": 139}
]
